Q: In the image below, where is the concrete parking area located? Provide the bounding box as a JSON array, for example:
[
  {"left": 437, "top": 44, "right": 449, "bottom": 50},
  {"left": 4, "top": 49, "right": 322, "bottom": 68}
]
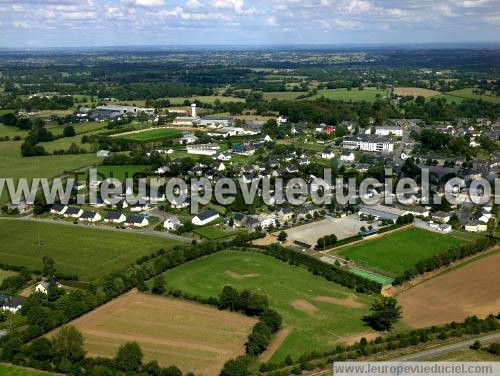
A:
[{"left": 285, "top": 214, "right": 375, "bottom": 248}]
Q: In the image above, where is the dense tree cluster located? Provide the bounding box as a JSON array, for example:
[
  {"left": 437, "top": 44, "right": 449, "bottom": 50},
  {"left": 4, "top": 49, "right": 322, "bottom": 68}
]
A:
[{"left": 315, "top": 234, "right": 338, "bottom": 250}]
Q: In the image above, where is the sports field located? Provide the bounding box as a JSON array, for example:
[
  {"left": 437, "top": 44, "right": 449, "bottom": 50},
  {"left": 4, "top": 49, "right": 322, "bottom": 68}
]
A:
[
  {"left": 164, "top": 250, "right": 376, "bottom": 363},
  {"left": 335, "top": 228, "right": 470, "bottom": 277},
  {"left": 0, "top": 219, "right": 179, "bottom": 280},
  {"left": 56, "top": 291, "right": 256, "bottom": 376},
  {"left": 307, "top": 87, "right": 388, "bottom": 102},
  {"left": 398, "top": 251, "right": 500, "bottom": 328},
  {"left": 0, "top": 364, "right": 55, "bottom": 375},
  {"left": 122, "top": 128, "right": 182, "bottom": 142}
]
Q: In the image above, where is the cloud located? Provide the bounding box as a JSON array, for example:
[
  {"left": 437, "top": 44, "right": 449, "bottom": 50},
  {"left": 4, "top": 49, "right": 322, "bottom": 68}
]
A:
[
  {"left": 123, "top": 0, "right": 165, "bottom": 7},
  {"left": 211, "top": 0, "right": 244, "bottom": 10},
  {"left": 185, "top": 0, "right": 204, "bottom": 9},
  {"left": 13, "top": 20, "right": 29, "bottom": 28}
]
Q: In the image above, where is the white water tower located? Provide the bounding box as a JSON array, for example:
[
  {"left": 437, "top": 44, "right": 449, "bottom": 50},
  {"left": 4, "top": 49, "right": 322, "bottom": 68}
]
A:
[{"left": 191, "top": 103, "right": 197, "bottom": 118}]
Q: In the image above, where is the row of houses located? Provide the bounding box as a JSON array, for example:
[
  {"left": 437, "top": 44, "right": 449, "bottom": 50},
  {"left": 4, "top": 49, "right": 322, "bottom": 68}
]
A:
[
  {"left": 50, "top": 205, "right": 149, "bottom": 227},
  {"left": 343, "top": 135, "right": 395, "bottom": 153}
]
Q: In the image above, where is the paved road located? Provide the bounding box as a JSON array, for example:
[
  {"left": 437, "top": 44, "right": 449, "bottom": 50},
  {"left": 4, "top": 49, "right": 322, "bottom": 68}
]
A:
[
  {"left": 0, "top": 216, "right": 193, "bottom": 244},
  {"left": 393, "top": 332, "right": 500, "bottom": 361}
]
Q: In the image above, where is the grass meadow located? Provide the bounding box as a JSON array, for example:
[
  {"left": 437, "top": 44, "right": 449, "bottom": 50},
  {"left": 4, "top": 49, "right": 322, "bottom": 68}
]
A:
[
  {"left": 0, "top": 219, "right": 179, "bottom": 280},
  {"left": 0, "top": 364, "right": 55, "bottom": 375},
  {"left": 307, "top": 87, "right": 388, "bottom": 102},
  {"left": 164, "top": 250, "right": 378, "bottom": 363}
]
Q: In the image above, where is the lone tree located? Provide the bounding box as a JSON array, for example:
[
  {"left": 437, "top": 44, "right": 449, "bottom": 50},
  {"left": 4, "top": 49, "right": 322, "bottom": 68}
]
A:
[
  {"left": 277, "top": 231, "right": 287, "bottom": 242},
  {"left": 363, "top": 297, "right": 402, "bottom": 331},
  {"left": 115, "top": 341, "right": 143, "bottom": 373}
]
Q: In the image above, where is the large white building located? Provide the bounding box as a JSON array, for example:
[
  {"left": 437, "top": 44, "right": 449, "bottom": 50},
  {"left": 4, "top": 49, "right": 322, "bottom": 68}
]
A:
[
  {"left": 374, "top": 126, "right": 403, "bottom": 137},
  {"left": 94, "top": 105, "right": 154, "bottom": 119},
  {"left": 186, "top": 143, "right": 220, "bottom": 156},
  {"left": 343, "top": 135, "right": 394, "bottom": 153},
  {"left": 199, "top": 115, "right": 234, "bottom": 127}
]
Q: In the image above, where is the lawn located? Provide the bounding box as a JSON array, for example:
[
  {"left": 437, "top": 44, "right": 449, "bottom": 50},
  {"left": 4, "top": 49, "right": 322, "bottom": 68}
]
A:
[
  {"left": 307, "top": 88, "right": 388, "bottom": 102},
  {"left": 0, "top": 219, "right": 180, "bottom": 281},
  {"left": 0, "top": 141, "right": 100, "bottom": 204},
  {"left": 164, "top": 250, "right": 377, "bottom": 363},
  {"left": 0, "top": 364, "right": 55, "bottom": 375},
  {"left": 122, "top": 128, "right": 182, "bottom": 142},
  {"left": 192, "top": 225, "right": 241, "bottom": 240},
  {"left": 335, "top": 227, "right": 472, "bottom": 277},
  {"left": 52, "top": 291, "right": 256, "bottom": 376}
]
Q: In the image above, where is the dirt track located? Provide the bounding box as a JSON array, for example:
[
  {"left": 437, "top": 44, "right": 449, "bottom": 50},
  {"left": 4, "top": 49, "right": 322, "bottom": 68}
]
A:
[
  {"left": 49, "top": 290, "right": 256, "bottom": 376},
  {"left": 398, "top": 252, "right": 500, "bottom": 328}
]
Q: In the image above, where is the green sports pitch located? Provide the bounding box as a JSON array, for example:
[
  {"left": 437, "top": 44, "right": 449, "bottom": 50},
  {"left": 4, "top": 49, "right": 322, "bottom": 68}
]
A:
[
  {"left": 164, "top": 250, "right": 377, "bottom": 363},
  {"left": 122, "top": 128, "right": 182, "bottom": 142},
  {"left": 335, "top": 227, "right": 475, "bottom": 278}
]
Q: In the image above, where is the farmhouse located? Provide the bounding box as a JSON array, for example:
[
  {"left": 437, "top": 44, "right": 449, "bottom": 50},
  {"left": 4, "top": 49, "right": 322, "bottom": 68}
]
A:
[
  {"left": 104, "top": 212, "right": 126, "bottom": 224},
  {"left": 35, "top": 279, "right": 62, "bottom": 294},
  {"left": 192, "top": 209, "right": 219, "bottom": 226},
  {"left": 51, "top": 204, "right": 68, "bottom": 215},
  {"left": 79, "top": 211, "right": 102, "bottom": 223},
  {"left": 359, "top": 204, "right": 407, "bottom": 223},
  {"left": 64, "top": 207, "right": 83, "bottom": 219},
  {"left": 125, "top": 215, "right": 149, "bottom": 228},
  {"left": 96, "top": 150, "right": 111, "bottom": 158},
  {"left": 164, "top": 215, "right": 181, "bottom": 230}
]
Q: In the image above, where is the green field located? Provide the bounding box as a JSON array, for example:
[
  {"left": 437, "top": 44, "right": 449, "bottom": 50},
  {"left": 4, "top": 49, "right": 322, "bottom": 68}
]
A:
[
  {"left": 0, "top": 124, "right": 28, "bottom": 139},
  {"left": 122, "top": 128, "right": 182, "bottom": 142},
  {"left": 0, "top": 141, "right": 100, "bottom": 204},
  {"left": 0, "top": 219, "right": 179, "bottom": 280},
  {"left": 262, "top": 92, "right": 307, "bottom": 100},
  {"left": 0, "top": 269, "right": 18, "bottom": 284},
  {"left": 348, "top": 267, "right": 393, "bottom": 286},
  {"left": 164, "top": 250, "right": 377, "bottom": 363},
  {"left": 0, "top": 364, "right": 55, "bottom": 375},
  {"left": 445, "top": 88, "right": 500, "bottom": 104},
  {"left": 307, "top": 88, "right": 388, "bottom": 102},
  {"left": 335, "top": 228, "right": 472, "bottom": 277}
]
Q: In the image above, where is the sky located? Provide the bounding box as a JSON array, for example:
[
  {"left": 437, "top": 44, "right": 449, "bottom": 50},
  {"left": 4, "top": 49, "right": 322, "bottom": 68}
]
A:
[{"left": 0, "top": 0, "right": 499, "bottom": 48}]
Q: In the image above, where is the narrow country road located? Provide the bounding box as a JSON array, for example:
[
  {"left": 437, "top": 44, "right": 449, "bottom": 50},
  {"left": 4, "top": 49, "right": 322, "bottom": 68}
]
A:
[{"left": 392, "top": 332, "right": 500, "bottom": 361}]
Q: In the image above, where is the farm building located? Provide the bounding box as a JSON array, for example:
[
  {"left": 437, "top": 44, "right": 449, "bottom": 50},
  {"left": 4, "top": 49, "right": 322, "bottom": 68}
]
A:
[
  {"left": 2, "top": 297, "right": 24, "bottom": 314},
  {"left": 192, "top": 209, "right": 219, "bottom": 226}
]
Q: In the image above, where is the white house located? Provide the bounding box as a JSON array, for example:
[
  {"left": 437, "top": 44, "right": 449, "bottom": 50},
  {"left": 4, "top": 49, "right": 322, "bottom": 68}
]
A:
[
  {"left": 2, "top": 297, "right": 23, "bottom": 314},
  {"left": 192, "top": 209, "right": 219, "bottom": 226},
  {"left": 51, "top": 204, "right": 68, "bottom": 215},
  {"left": 164, "top": 215, "right": 181, "bottom": 230},
  {"left": 343, "top": 135, "right": 394, "bottom": 153},
  {"left": 35, "top": 280, "right": 62, "bottom": 294},
  {"left": 63, "top": 207, "right": 83, "bottom": 218},
  {"left": 125, "top": 215, "right": 149, "bottom": 228},
  {"left": 321, "top": 148, "right": 335, "bottom": 159},
  {"left": 215, "top": 152, "right": 232, "bottom": 161},
  {"left": 104, "top": 212, "right": 126, "bottom": 224},
  {"left": 79, "top": 211, "right": 102, "bottom": 223},
  {"left": 97, "top": 150, "right": 111, "bottom": 158},
  {"left": 340, "top": 151, "right": 355, "bottom": 162}
]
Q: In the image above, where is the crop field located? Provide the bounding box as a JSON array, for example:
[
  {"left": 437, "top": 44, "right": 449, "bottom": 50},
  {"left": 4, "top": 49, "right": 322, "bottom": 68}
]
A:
[
  {"left": 122, "top": 128, "right": 182, "bottom": 142},
  {"left": 0, "top": 219, "right": 179, "bottom": 280},
  {"left": 445, "top": 88, "right": 500, "bottom": 104},
  {"left": 0, "top": 141, "right": 100, "bottom": 204},
  {"left": 393, "top": 87, "right": 440, "bottom": 97},
  {"left": 0, "top": 364, "right": 55, "bottom": 375},
  {"left": 307, "top": 88, "right": 388, "bottom": 102},
  {"left": 335, "top": 228, "right": 470, "bottom": 278},
  {"left": 164, "top": 250, "right": 377, "bottom": 363},
  {"left": 397, "top": 251, "right": 500, "bottom": 328},
  {"left": 56, "top": 291, "right": 256, "bottom": 376}
]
